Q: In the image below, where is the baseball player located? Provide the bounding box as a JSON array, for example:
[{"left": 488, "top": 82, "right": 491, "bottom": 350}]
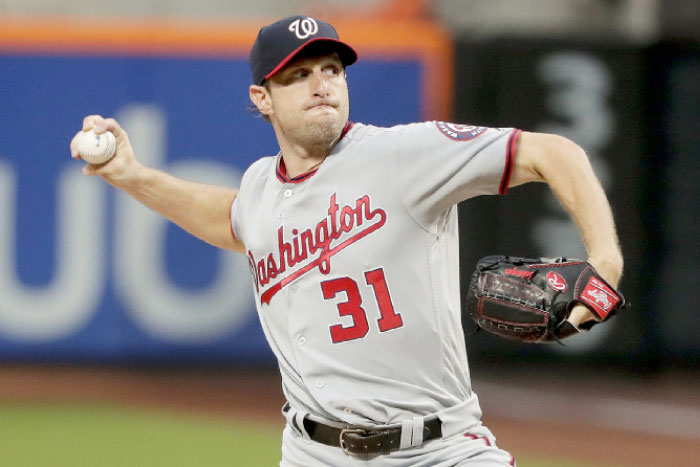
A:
[{"left": 70, "top": 15, "right": 623, "bottom": 466}]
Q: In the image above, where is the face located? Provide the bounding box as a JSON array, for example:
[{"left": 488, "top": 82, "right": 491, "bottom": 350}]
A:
[{"left": 251, "top": 52, "right": 350, "bottom": 150}]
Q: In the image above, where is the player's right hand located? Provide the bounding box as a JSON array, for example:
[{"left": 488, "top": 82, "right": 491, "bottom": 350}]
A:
[{"left": 70, "top": 115, "right": 144, "bottom": 189}]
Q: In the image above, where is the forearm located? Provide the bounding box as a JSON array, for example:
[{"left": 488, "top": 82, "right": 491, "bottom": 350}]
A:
[
  {"left": 512, "top": 132, "right": 623, "bottom": 286},
  {"left": 547, "top": 149, "right": 621, "bottom": 281},
  {"left": 122, "top": 166, "right": 243, "bottom": 252},
  {"left": 71, "top": 116, "right": 245, "bottom": 254}
]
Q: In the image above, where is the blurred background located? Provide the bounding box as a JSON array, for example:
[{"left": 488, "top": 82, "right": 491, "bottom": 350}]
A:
[{"left": 0, "top": 0, "right": 699, "bottom": 466}]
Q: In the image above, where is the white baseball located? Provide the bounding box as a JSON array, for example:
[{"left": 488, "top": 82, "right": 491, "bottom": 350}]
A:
[{"left": 75, "top": 129, "right": 117, "bottom": 164}]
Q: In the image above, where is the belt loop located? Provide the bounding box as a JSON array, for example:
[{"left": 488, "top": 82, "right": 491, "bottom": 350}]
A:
[
  {"left": 295, "top": 410, "right": 311, "bottom": 440},
  {"left": 411, "top": 416, "right": 424, "bottom": 447},
  {"left": 283, "top": 403, "right": 298, "bottom": 429},
  {"left": 283, "top": 403, "right": 311, "bottom": 440},
  {"left": 399, "top": 419, "right": 413, "bottom": 450}
]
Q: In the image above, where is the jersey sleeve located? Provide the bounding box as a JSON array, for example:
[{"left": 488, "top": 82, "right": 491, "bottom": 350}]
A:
[
  {"left": 390, "top": 121, "right": 520, "bottom": 227},
  {"left": 228, "top": 156, "right": 270, "bottom": 246},
  {"left": 229, "top": 196, "right": 241, "bottom": 242}
]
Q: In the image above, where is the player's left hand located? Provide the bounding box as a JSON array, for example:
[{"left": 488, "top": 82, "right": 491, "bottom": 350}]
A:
[
  {"left": 567, "top": 255, "right": 623, "bottom": 329},
  {"left": 465, "top": 255, "right": 627, "bottom": 343}
]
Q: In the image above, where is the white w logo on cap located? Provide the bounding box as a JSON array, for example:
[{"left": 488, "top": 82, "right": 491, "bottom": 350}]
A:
[{"left": 289, "top": 17, "right": 318, "bottom": 39}]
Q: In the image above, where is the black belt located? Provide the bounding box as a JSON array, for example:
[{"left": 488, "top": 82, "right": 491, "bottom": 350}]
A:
[{"left": 296, "top": 413, "right": 442, "bottom": 459}]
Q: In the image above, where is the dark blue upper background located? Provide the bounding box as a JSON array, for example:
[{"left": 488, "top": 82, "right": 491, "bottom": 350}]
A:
[{"left": 0, "top": 52, "right": 423, "bottom": 363}]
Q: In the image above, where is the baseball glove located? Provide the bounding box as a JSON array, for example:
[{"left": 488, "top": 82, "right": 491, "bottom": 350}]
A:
[{"left": 465, "top": 255, "right": 626, "bottom": 343}]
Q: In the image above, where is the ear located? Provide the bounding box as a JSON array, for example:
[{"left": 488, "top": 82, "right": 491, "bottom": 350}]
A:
[{"left": 249, "top": 85, "right": 273, "bottom": 117}]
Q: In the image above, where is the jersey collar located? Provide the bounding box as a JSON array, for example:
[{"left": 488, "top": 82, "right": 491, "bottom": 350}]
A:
[{"left": 276, "top": 121, "right": 354, "bottom": 184}]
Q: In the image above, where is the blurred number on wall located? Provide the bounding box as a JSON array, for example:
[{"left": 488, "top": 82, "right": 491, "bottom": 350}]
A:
[{"left": 454, "top": 37, "right": 648, "bottom": 362}]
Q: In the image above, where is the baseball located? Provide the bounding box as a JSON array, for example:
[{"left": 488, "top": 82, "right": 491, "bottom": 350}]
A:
[{"left": 75, "top": 129, "right": 116, "bottom": 164}]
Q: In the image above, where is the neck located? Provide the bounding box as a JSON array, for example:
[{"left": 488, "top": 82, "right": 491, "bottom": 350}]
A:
[{"left": 274, "top": 125, "right": 346, "bottom": 178}]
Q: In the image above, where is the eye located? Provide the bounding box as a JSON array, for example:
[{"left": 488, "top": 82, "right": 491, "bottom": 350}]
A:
[
  {"left": 286, "top": 68, "right": 309, "bottom": 82},
  {"left": 323, "top": 65, "right": 341, "bottom": 76}
]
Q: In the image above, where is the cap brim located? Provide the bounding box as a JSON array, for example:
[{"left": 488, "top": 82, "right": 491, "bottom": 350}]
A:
[{"left": 262, "top": 38, "right": 358, "bottom": 84}]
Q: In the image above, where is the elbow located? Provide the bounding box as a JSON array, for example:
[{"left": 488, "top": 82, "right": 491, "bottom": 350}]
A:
[
  {"left": 545, "top": 134, "right": 588, "bottom": 165},
  {"left": 535, "top": 134, "right": 593, "bottom": 182},
  {"left": 513, "top": 132, "right": 589, "bottom": 186}
]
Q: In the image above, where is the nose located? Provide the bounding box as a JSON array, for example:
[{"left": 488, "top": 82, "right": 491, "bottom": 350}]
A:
[{"left": 311, "top": 70, "right": 330, "bottom": 96}]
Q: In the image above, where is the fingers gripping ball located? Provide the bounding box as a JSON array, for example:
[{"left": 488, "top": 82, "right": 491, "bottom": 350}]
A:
[
  {"left": 75, "top": 129, "right": 117, "bottom": 164},
  {"left": 464, "top": 256, "right": 627, "bottom": 343}
]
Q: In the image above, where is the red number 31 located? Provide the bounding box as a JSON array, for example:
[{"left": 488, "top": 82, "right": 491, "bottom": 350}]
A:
[{"left": 321, "top": 268, "right": 404, "bottom": 343}]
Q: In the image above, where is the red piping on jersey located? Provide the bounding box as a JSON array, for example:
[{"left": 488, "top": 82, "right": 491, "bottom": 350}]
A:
[
  {"left": 499, "top": 128, "right": 521, "bottom": 195},
  {"left": 463, "top": 433, "right": 492, "bottom": 446},
  {"left": 464, "top": 433, "right": 515, "bottom": 465},
  {"left": 275, "top": 122, "right": 355, "bottom": 184},
  {"left": 275, "top": 159, "right": 318, "bottom": 184}
]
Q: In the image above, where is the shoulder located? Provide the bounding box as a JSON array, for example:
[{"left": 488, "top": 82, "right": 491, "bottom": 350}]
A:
[
  {"left": 344, "top": 121, "right": 436, "bottom": 146},
  {"left": 349, "top": 121, "right": 499, "bottom": 141},
  {"left": 349, "top": 121, "right": 430, "bottom": 136},
  {"left": 237, "top": 154, "right": 277, "bottom": 195},
  {"left": 341, "top": 122, "right": 512, "bottom": 156},
  {"left": 242, "top": 154, "right": 276, "bottom": 180}
]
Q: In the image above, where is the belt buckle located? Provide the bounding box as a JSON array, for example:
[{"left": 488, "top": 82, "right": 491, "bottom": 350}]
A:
[
  {"left": 339, "top": 427, "right": 390, "bottom": 460},
  {"left": 339, "top": 428, "right": 368, "bottom": 455}
]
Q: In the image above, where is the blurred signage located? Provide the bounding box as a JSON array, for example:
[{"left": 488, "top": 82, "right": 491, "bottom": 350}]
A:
[{"left": 0, "top": 18, "right": 451, "bottom": 363}]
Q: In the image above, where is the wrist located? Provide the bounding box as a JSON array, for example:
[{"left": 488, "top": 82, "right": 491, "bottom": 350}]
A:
[
  {"left": 587, "top": 254, "right": 623, "bottom": 287},
  {"left": 112, "top": 161, "right": 151, "bottom": 193}
]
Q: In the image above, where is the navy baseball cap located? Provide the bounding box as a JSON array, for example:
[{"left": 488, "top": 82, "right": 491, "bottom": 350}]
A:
[{"left": 249, "top": 15, "right": 358, "bottom": 85}]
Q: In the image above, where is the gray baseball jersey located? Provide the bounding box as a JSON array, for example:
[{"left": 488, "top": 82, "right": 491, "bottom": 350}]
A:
[{"left": 231, "top": 121, "right": 520, "bottom": 436}]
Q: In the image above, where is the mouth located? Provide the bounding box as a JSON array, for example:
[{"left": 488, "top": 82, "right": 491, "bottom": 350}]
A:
[{"left": 306, "top": 102, "right": 337, "bottom": 111}]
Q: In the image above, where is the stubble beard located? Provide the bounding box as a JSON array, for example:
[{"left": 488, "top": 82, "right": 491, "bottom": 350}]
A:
[{"left": 279, "top": 106, "right": 349, "bottom": 155}]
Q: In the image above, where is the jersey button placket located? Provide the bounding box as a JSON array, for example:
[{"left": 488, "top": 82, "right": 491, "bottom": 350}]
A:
[{"left": 277, "top": 188, "right": 293, "bottom": 219}]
